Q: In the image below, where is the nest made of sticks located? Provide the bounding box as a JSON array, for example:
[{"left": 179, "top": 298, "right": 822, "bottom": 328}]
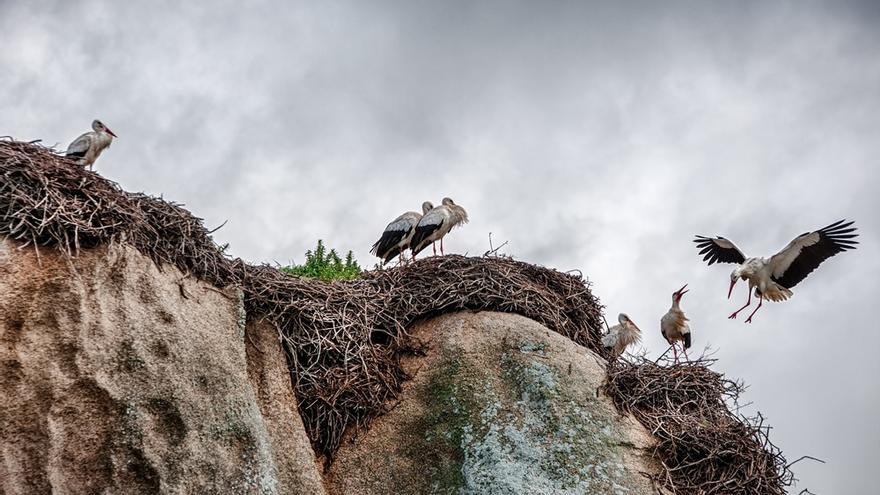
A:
[
  {"left": 242, "top": 254, "right": 605, "bottom": 461},
  {"left": 604, "top": 356, "right": 793, "bottom": 494},
  {"left": 0, "top": 139, "right": 236, "bottom": 285}
]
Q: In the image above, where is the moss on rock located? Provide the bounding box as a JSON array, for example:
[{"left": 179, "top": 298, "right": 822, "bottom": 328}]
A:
[{"left": 328, "top": 312, "right": 663, "bottom": 495}]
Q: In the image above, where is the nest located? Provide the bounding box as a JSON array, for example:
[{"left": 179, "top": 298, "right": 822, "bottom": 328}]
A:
[
  {"left": 242, "top": 254, "right": 605, "bottom": 461},
  {"left": 0, "top": 138, "right": 236, "bottom": 285},
  {"left": 1, "top": 138, "right": 791, "bottom": 492},
  {"left": 604, "top": 356, "right": 793, "bottom": 494}
]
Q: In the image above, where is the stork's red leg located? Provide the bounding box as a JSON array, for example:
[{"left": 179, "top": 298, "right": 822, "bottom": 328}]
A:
[
  {"left": 672, "top": 345, "right": 679, "bottom": 363},
  {"left": 729, "top": 290, "right": 752, "bottom": 319},
  {"left": 744, "top": 294, "right": 764, "bottom": 324},
  {"left": 682, "top": 347, "right": 690, "bottom": 361},
  {"left": 432, "top": 242, "right": 437, "bottom": 256}
]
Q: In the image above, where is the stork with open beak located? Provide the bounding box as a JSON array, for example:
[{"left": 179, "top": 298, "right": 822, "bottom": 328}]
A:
[
  {"left": 601, "top": 313, "right": 641, "bottom": 360},
  {"left": 694, "top": 220, "right": 859, "bottom": 323},
  {"left": 410, "top": 197, "right": 469, "bottom": 258},
  {"left": 370, "top": 201, "right": 434, "bottom": 265},
  {"left": 65, "top": 119, "right": 117, "bottom": 170},
  {"left": 660, "top": 284, "right": 691, "bottom": 363}
]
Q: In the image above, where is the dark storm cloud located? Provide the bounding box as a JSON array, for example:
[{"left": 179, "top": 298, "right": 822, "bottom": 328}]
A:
[{"left": 3, "top": 1, "right": 879, "bottom": 492}]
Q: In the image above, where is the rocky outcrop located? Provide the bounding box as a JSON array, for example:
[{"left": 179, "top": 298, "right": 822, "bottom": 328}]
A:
[
  {"left": 0, "top": 239, "right": 324, "bottom": 494},
  {"left": 327, "top": 311, "right": 665, "bottom": 495}
]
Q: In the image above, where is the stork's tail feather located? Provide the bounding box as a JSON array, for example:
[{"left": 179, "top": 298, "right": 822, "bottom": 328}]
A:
[
  {"left": 773, "top": 286, "right": 793, "bottom": 302},
  {"left": 383, "top": 246, "right": 403, "bottom": 263},
  {"left": 758, "top": 285, "right": 793, "bottom": 302},
  {"left": 683, "top": 332, "right": 691, "bottom": 350}
]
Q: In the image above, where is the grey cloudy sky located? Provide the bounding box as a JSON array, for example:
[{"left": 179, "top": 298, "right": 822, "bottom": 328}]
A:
[{"left": 3, "top": 0, "right": 878, "bottom": 492}]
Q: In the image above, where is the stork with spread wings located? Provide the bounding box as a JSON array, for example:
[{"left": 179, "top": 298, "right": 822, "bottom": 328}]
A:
[{"left": 694, "top": 220, "right": 859, "bottom": 323}]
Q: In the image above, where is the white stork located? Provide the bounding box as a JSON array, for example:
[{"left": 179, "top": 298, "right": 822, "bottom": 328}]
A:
[
  {"left": 65, "top": 119, "right": 117, "bottom": 170},
  {"left": 410, "top": 197, "right": 469, "bottom": 257},
  {"left": 694, "top": 220, "right": 859, "bottom": 323},
  {"left": 601, "top": 313, "right": 641, "bottom": 359},
  {"left": 370, "top": 201, "right": 434, "bottom": 264},
  {"left": 660, "top": 284, "right": 691, "bottom": 362}
]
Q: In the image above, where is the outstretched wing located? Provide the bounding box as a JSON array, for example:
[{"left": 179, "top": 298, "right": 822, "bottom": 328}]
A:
[
  {"left": 410, "top": 207, "right": 448, "bottom": 255},
  {"left": 693, "top": 235, "right": 747, "bottom": 265},
  {"left": 371, "top": 212, "right": 419, "bottom": 261},
  {"left": 66, "top": 132, "right": 92, "bottom": 157},
  {"left": 769, "top": 220, "right": 859, "bottom": 289}
]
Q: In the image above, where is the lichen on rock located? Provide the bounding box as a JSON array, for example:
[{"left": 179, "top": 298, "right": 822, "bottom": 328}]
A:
[{"left": 327, "top": 311, "right": 662, "bottom": 495}]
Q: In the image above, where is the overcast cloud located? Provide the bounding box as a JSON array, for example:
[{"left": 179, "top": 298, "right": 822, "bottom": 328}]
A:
[{"left": 3, "top": 1, "right": 879, "bottom": 492}]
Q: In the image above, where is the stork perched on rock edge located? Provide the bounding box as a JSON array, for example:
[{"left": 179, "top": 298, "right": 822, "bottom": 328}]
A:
[
  {"left": 65, "top": 119, "right": 117, "bottom": 170},
  {"left": 370, "top": 201, "right": 434, "bottom": 264},
  {"left": 410, "top": 197, "right": 469, "bottom": 258},
  {"left": 661, "top": 284, "right": 691, "bottom": 363},
  {"left": 601, "top": 313, "right": 641, "bottom": 360}
]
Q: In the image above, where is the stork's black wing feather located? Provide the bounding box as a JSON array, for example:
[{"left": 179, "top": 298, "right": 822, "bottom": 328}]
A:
[
  {"left": 770, "top": 220, "right": 859, "bottom": 289},
  {"left": 382, "top": 245, "right": 404, "bottom": 263},
  {"left": 693, "top": 235, "right": 747, "bottom": 265},
  {"left": 410, "top": 223, "right": 442, "bottom": 256},
  {"left": 371, "top": 229, "right": 407, "bottom": 261}
]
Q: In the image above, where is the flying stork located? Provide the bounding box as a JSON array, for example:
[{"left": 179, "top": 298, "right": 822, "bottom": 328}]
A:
[
  {"left": 694, "top": 220, "right": 859, "bottom": 323},
  {"left": 660, "top": 284, "right": 691, "bottom": 363},
  {"left": 410, "top": 197, "right": 469, "bottom": 257},
  {"left": 601, "top": 313, "right": 641, "bottom": 360},
  {"left": 370, "top": 201, "right": 434, "bottom": 264},
  {"left": 65, "top": 119, "right": 117, "bottom": 170}
]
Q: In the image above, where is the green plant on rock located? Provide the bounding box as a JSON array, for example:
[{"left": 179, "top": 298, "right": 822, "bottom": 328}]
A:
[{"left": 281, "top": 240, "right": 361, "bottom": 281}]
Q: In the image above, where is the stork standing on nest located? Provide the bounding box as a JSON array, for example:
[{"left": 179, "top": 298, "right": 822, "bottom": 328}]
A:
[
  {"left": 694, "top": 220, "right": 859, "bottom": 323},
  {"left": 370, "top": 201, "right": 434, "bottom": 264},
  {"left": 65, "top": 119, "right": 117, "bottom": 170},
  {"left": 410, "top": 197, "right": 469, "bottom": 257},
  {"left": 661, "top": 284, "right": 691, "bottom": 363},
  {"left": 601, "top": 313, "right": 641, "bottom": 359}
]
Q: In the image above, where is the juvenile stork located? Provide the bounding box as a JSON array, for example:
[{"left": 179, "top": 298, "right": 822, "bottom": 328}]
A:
[
  {"left": 370, "top": 201, "right": 434, "bottom": 264},
  {"left": 65, "top": 119, "right": 117, "bottom": 170},
  {"left": 601, "top": 313, "right": 641, "bottom": 360},
  {"left": 694, "top": 220, "right": 859, "bottom": 323},
  {"left": 410, "top": 197, "right": 469, "bottom": 257},
  {"left": 660, "top": 284, "right": 691, "bottom": 363}
]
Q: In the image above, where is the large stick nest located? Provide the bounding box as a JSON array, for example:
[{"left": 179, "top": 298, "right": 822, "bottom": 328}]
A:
[
  {"left": 604, "top": 357, "right": 794, "bottom": 494},
  {"left": 1, "top": 138, "right": 791, "bottom": 492},
  {"left": 242, "top": 254, "right": 605, "bottom": 460},
  {"left": 0, "top": 138, "right": 237, "bottom": 285}
]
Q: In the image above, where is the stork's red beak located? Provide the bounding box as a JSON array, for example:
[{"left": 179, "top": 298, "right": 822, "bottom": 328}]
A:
[
  {"left": 676, "top": 284, "right": 689, "bottom": 297},
  {"left": 727, "top": 279, "right": 736, "bottom": 299},
  {"left": 106, "top": 127, "right": 117, "bottom": 138}
]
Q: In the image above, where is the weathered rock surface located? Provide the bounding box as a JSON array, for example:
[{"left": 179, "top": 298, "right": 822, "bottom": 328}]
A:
[
  {"left": 0, "top": 240, "right": 324, "bottom": 494},
  {"left": 328, "top": 311, "right": 664, "bottom": 495}
]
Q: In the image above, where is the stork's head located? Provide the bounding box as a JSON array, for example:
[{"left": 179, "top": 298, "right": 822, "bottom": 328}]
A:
[
  {"left": 618, "top": 313, "right": 641, "bottom": 332},
  {"left": 92, "top": 119, "right": 117, "bottom": 138},
  {"left": 728, "top": 268, "right": 744, "bottom": 299},
  {"left": 441, "top": 197, "right": 455, "bottom": 206},
  {"left": 421, "top": 201, "right": 434, "bottom": 213},
  {"left": 672, "top": 284, "right": 689, "bottom": 304}
]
